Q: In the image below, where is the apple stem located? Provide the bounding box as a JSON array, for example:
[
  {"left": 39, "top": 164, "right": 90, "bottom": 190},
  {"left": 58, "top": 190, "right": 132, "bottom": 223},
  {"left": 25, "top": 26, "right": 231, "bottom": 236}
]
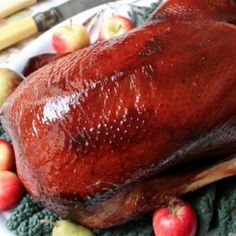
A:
[
  {"left": 40, "top": 219, "right": 57, "bottom": 227},
  {"left": 70, "top": 19, "right": 73, "bottom": 29},
  {"left": 170, "top": 205, "right": 181, "bottom": 215},
  {"left": 168, "top": 199, "right": 183, "bottom": 215}
]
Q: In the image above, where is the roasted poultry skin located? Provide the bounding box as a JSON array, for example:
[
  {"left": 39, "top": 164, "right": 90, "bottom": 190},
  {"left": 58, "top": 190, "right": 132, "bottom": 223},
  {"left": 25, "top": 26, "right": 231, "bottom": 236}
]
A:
[{"left": 1, "top": 0, "right": 236, "bottom": 228}]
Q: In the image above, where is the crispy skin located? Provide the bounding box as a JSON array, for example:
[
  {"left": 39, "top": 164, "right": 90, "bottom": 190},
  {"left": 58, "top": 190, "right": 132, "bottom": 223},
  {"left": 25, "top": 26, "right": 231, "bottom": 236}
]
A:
[
  {"left": 150, "top": 0, "right": 236, "bottom": 23},
  {"left": 1, "top": 0, "right": 236, "bottom": 228}
]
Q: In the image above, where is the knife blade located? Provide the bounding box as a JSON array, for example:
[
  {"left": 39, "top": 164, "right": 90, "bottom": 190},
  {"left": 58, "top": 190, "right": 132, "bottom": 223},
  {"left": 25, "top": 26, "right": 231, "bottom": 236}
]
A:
[
  {"left": 55, "top": 0, "right": 112, "bottom": 22},
  {"left": 0, "top": 0, "right": 111, "bottom": 51},
  {"left": 34, "top": 0, "right": 111, "bottom": 31}
]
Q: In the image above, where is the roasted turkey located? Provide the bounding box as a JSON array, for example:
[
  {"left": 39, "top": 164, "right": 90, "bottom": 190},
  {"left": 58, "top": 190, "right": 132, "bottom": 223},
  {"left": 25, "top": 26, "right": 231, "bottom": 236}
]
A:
[{"left": 1, "top": 0, "right": 236, "bottom": 228}]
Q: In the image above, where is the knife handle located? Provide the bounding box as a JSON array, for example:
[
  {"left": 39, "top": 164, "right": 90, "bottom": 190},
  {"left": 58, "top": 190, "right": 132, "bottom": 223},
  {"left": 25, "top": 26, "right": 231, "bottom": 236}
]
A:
[
  {"left": 0, "top": 17, "right": 38, "bottom": 51},
  {"left": 0, "top": 0, "right": 38, "bottom": 20},
  {"left": 0, "top": 9, "right": 59, "bottom": 51}
]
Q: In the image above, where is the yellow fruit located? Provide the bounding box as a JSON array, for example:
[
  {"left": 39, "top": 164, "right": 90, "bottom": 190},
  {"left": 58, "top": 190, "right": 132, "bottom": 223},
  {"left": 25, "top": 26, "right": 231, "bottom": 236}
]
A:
[
  {"left": 0, "top": 68, "right": 22, "bottom": 107},
  {"left": 52, "top": 25, "right": 90, "bottom": 53},
  {"left": 52, "top": 220, "right": 95, "bottom": 236}
]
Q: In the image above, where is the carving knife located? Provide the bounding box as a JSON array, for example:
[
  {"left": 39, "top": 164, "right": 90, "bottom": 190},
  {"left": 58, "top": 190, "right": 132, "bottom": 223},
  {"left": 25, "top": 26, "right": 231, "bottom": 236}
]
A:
[{"left": 0, "top": 0, "right": 110, "bottom": 51}]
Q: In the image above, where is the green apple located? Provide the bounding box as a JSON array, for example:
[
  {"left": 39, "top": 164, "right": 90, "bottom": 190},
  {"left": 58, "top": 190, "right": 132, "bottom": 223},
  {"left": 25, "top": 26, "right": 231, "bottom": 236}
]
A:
[{"left": 0, "top": 68, "right": 22, "bottom": 107}]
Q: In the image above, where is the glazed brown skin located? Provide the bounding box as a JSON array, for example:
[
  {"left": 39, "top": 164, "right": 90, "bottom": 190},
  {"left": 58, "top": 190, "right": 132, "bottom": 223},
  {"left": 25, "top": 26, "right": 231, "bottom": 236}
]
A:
[
  {"left": 1, "top": 0, "right": 236, "bottom": 228},
  {"left": 150, "top": 0, "right": 236, "bottom": 23}
]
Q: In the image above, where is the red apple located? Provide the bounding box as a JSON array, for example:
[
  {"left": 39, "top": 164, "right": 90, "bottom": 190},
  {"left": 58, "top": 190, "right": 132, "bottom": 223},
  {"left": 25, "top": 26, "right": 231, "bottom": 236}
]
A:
[
  {"left": 52, "top": 24, "right": 90, "bottom": 53},
  {"left": 153, "top": 201, "right": 198, "bottom": 236},
  {"left": 0, "top": 171, "right": 24, "bottom": 211},
  {"left": 99, "top": 15, "right": 135, "bottom": 41},
  {"left": 0, "top": 139, "right": 15, "bottom": 171}
]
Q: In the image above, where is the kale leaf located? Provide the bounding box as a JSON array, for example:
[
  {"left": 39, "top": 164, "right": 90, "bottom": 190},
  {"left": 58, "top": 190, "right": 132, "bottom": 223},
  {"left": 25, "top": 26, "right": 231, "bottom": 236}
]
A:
[
  {"left": 214, "top": 178, "right": 236, "bottom": 236},
  {"left": 188, "top": 184, "right": 216, "bottom": 236},
  {"left": 6, "top": 195, "right": 59, "bottom": 236}
]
